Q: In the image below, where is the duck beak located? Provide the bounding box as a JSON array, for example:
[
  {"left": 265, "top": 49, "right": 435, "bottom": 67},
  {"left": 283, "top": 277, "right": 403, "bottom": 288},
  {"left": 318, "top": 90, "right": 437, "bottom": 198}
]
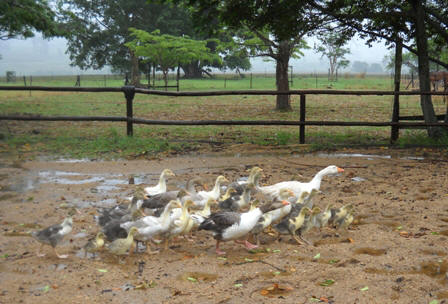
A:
[
  {"left": 337, "top": 167, "right": 344, "bottom": 173},
  {"left": 281, "top": 200, "right": 290, "bottom": 206}
]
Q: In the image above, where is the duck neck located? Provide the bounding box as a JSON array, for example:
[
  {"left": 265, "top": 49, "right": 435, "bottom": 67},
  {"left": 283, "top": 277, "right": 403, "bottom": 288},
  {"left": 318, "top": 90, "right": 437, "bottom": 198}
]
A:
[
  {"left": 126, "top": 232, "right": 135, "bottom": 242},
  {"left": 241, "top": 188, "right": 252, "bottom": 205},
  {"left": 211, "top": 179, "right": 221, "bottom": 197},
  {"left": 310, "top": 168, "right": 329, "bottom": 189},
  {"left": 251, "top": 173, "right": 261, "bottom": 188},
  {"left": 202, "top": 201, "right": 212, "bottom": 215},
  {"left": 157, "top": 173, "right": 167, "bottom": 192}
]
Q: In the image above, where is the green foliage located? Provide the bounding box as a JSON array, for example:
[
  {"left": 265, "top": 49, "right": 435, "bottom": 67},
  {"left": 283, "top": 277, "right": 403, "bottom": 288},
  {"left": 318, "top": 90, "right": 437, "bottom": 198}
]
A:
[
  {"left": 0, "top": 0, "right": 58, "bottom": 40},
  {"left": 315, "top": 31, "right": 351, "bottom": 80},
  {"left": 127, "top": 28, "right": 221, "bottom": 85}
]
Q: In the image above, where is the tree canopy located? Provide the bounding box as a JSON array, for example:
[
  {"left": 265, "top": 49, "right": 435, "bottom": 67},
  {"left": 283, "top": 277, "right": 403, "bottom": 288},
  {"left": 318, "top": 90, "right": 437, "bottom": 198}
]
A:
[
  {"left": 315, "top": 31, "right": 350, "bottom": 80},
  {"left": 0, "top": 0, "right": 58, "bottom": 40},
  {"left": 126, "top": 28, "right": 221, "bottom": 85},
  {"left": 187, "top": 0, "right": 329, "bottom": 110}
]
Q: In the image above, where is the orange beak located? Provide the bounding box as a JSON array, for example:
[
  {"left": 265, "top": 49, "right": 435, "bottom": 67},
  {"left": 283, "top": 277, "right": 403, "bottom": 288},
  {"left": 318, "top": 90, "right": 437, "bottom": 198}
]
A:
[
  {"left": 337, "top": 167, "right": 344, "bottom": 173},
  {"left": 281, "top": 200, "right": 290, "bottom": 206}
]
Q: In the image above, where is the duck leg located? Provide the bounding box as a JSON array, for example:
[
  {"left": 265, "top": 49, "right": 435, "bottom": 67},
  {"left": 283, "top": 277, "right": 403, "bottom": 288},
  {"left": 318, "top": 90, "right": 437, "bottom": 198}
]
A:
[
  {"left": 215, "top": 240, "right": 226, "bottom": 255},
  {"left": 53, "top": 247, "right": 68, "bottom": 259},
  {"left": 298, "top": 234, "right": 311, "bottom": 245},
  {"left": 292, "top": 234, "right": 303, "bottom": 245},
  {"left": 36, "top": 244, "right": 46, "bottom": 257},
  {"left": 145, "top": 241, "right": 159, "bottom": 255},
  {"left": 244, "top": 240, "right": 258, "bottom": 250}
]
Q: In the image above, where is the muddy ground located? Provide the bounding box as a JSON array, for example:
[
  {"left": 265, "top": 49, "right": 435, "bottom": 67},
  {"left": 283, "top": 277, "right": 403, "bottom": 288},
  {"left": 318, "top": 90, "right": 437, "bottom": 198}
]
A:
[{"left": 1, "top": 147, "right": 448, "bottom": 304}]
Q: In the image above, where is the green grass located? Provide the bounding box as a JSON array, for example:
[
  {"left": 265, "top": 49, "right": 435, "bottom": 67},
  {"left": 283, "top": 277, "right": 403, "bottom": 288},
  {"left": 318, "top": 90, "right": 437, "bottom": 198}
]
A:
[{"left": 1, "top": 73, "right": 447, "bottom": 159}]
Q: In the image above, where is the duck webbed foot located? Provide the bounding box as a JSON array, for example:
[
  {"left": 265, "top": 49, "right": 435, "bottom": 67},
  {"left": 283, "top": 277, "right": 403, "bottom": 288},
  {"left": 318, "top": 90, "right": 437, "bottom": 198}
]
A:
[
  {"left": 54, "top": 248, "right": 68, "bottom": 259},
  {"left": 215, "top": 241, "right": 226, "bottom": 255}
]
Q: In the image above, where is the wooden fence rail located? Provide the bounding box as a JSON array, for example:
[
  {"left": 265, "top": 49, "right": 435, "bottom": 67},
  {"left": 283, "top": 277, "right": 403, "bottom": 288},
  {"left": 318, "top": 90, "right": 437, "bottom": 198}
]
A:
[{"left": 1, "top": 86, "right": 447, "bottom": 144}]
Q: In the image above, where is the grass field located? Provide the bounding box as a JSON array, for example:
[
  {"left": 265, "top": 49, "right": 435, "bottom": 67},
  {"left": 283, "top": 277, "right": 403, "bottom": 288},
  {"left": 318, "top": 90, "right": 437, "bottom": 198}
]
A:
[{"left": 1, "top": 74, "right": 447, "bottom": 159}]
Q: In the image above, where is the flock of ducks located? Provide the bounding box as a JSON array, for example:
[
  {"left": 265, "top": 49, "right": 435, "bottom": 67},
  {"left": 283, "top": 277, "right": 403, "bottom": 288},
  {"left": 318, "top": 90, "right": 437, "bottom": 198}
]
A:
[{"left": 31, "top": 165, "right": 354, "bottom": 260}]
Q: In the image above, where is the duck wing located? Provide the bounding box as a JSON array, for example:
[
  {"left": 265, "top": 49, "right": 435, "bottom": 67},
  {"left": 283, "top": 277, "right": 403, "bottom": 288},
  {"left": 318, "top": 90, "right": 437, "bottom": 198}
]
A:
[
  {"left": 218, "top": 195, "right": 239, "bottom": 211},
  {"left": 32, "top": 224, "right": 64, "bottom": 246},
  {"left": 142, "top": 191, "right": 178, "bottom": 210},
  {"left": 198, "top": 212, "right": 241, "bottom": 232}
]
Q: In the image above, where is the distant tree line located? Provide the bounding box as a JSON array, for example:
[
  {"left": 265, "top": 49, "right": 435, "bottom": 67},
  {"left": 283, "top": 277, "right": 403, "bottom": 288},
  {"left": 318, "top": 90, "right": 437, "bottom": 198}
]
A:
[{"left": 1, "top": 0, "right": 447, "bottom": 137}]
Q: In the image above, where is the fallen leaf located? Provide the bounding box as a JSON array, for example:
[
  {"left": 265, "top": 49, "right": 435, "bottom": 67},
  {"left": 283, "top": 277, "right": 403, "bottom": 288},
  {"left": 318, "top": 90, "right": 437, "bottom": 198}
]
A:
[
  {"left": 329, "top": 259, "right": 339, "bottom": 264},
  {"left": 187, "top": 277, "right": 197, "bottom": 282},
  {"left": 313, "top": 253, "right": 321, "bottom": 260},
  {"left": 320, "top": 279, "right": 335, "bottom": 287},
  {"left": 360, "top": 286, "right": 369, "bottom": 291},
  {"left": 429, "top": 300, "right": 439, "bottom": 304},
  {"left": 273, "top": 271, "right": 281, "bottom": 275},
  {"left": 41, "top": 285, "right": 50, "bottom": 293},
  {"left": 272, "top": 249, "right": 281, "bottom": 253},
  {"left": 97, "top": 269, "right": 108, "bottom": 273},
  {"left": 260, "top": 289, "right": 269, "bottom": 296},
  {"left": 431, "top": 232, "right": 439, "bottom": 235},
  {"left": 347, "top": 238, "right": 354, "bottom": 243},
  {"left": 234, "top": 283, "right": 243, "bottom": 288},
  {"left": 217, "top": 257, "right": 227, "bottom": 261},
  {"left": 396, "top": 226, "right": 403, "bottom": 230},
  {"left": 319, "top": 296, "right": 330, "bottom": 302},
  {"left": 244, "top": 258, "right": 254, "bottom": 262}
]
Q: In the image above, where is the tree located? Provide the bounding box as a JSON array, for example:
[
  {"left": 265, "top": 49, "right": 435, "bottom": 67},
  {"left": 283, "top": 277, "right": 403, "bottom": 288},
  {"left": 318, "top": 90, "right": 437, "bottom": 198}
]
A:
[
  {"left": 0, "top": 0, "right": 58, "bottom": 41},
  {"left": 126, "top": 28, "right": 221, "bottom": 86},
  {"left": 312, "top": 0, "right": 447, "bottom": 137},
  {"left": 187, "top": 0, "right": 329, "bottom": 111},
  {"left": 351, "top": 61, "right": 369, "bottom": 73},
  {"left": 368, "top": 63, "right": 383, "bottom": 74},
  {"left": 315, "top": 31, "right": 350, "bottom": 81},
  {"left": 58, "top": 0, "right": 194, "bottom": 86}
]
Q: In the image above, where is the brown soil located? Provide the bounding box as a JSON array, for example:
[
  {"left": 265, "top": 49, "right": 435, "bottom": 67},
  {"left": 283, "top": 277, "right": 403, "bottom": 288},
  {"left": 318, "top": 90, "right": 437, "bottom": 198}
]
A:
[{"left": 1, "top": 147, "right": 448, "bottom": 304}]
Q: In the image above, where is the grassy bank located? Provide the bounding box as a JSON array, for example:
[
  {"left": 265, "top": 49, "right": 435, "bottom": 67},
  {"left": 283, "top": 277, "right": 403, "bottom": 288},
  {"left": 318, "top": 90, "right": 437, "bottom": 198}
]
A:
[{"left": 1, "top": 75, "right": 447, "bottom": 159}]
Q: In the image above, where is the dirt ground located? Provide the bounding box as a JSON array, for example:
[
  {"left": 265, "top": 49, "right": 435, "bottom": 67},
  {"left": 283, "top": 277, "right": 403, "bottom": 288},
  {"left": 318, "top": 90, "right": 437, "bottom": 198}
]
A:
[{"left": 1, "top": 147, "right": 448, "bottom": 304}]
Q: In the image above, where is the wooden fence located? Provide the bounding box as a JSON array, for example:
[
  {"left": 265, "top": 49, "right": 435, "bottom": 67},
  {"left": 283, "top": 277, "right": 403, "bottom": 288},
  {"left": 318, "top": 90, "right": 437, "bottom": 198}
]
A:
[{"left": 0, "top": 85, "right": 447, "bottom": 144}]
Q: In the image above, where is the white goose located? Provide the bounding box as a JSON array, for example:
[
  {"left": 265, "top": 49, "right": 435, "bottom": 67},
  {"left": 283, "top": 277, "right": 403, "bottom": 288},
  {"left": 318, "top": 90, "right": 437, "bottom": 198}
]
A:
[
  {"left": 259, "top": 165, "right": 344, "bottom": 200},
  {"left": 195, "top": 175, "right": 229, "bottom": 207},
  {"left": 198, "top": 200, "right": 289, "bottom": 255},
  {"left": 120, "top": 200, "right": 182, "bottom": 253},
  {"left": 144, "top": 169, "right": 175, "bottom": 196}
]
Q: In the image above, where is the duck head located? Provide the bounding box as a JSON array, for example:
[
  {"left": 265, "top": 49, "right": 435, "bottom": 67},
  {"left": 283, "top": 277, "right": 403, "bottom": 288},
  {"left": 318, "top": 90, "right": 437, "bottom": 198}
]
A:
[
  {"left": 162, "top": 169, "right": 175, "bottom": 178},
  {"left": 260, "top": 200, "right": 290, "bottom": 213},
  {"left": 323, "top": 165, "right": 344, "bottom": 176}
]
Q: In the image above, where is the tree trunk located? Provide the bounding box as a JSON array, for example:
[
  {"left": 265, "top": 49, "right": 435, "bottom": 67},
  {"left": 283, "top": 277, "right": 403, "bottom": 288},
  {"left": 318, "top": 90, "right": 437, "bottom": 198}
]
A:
[
  {"left": 411, "top": 0, "right": 444, "bottom": 137},
  {"left": 181, "top": 62, "right": 203, "bottom": 79},
  {"left": 129, "top": 50, "right": 141, "bottom": 87},
  {"left": 275, "top": 41, "right": 292, "bottom": 111}
]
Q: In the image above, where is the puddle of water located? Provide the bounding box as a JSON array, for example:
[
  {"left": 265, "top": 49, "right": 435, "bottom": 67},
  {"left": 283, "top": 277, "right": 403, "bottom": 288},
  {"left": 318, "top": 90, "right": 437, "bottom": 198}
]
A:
[
  {"left": 354, "top": 247, "right": 387, "bottom": 256},
  {"left": 437, "top": 291, "right": 448, "bottom": 299},
  {"left": 316, "top": 153, "right": 392, "bottom": 159},
  {"left": 417, "top": 260, "right": 448, "bottom": 281},
  {"left": 351, "top": 176, "right": 366, "bottom": 182},
  {"left": 3, "top": 231, "right": 32, "bottom": 237},
  {"left": 177, "top": 272, "right": 218, "bottom": 282},
  {"left": 48, "top": 264, "right": 68, "bottom": 271},
  {"left": 421, "top": 249, "right": 447, "bottom": 257}
]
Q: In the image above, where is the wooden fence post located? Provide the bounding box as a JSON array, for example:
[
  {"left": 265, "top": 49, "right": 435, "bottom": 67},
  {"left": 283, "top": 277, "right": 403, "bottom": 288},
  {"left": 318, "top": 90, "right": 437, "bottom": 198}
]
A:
[
  {"left": 123, "top": 86, "right": 135, "bottom": 136},
  {"left": 300, "top": 94, "right": 306, "bottom": 144}
]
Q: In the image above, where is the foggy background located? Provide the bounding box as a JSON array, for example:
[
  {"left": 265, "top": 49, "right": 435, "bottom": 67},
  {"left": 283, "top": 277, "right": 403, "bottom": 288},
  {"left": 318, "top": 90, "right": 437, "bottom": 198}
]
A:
[{"left": 0, "top": 34, "right": 391, "bottom": 76}]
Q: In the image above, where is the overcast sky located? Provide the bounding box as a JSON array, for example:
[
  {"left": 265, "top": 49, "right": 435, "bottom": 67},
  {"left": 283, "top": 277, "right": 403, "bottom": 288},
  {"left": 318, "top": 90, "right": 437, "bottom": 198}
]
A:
[{"left": 0, "top": 34, "right": 391, "bottom": 76}]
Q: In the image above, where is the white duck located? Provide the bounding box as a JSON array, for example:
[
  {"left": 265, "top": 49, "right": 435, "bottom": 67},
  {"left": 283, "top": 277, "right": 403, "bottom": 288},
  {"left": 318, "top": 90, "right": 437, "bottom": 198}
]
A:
[
  {"left": 228, "top": 167, "right": 263, "bottom": 195},
  {"left": 259, "top": 165, "right": 344, "bottom": 199},
  {"left": 190, "top": 198, "right": 217, "bottom": 226},
  {"left": 195, "top": 175, "right": 229, "bottom": 206},
  {"left": 163, "top": 200, "right": 194, "bottom": 250},
  {"left": 198, "top": 200, "right": 289, "bottom": 255},
  {"left": 144, "top": 169, "right": 175, "bottom": 196},
  {"left": 120, "top": 200, "right": 182, "bottom": 253}
]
